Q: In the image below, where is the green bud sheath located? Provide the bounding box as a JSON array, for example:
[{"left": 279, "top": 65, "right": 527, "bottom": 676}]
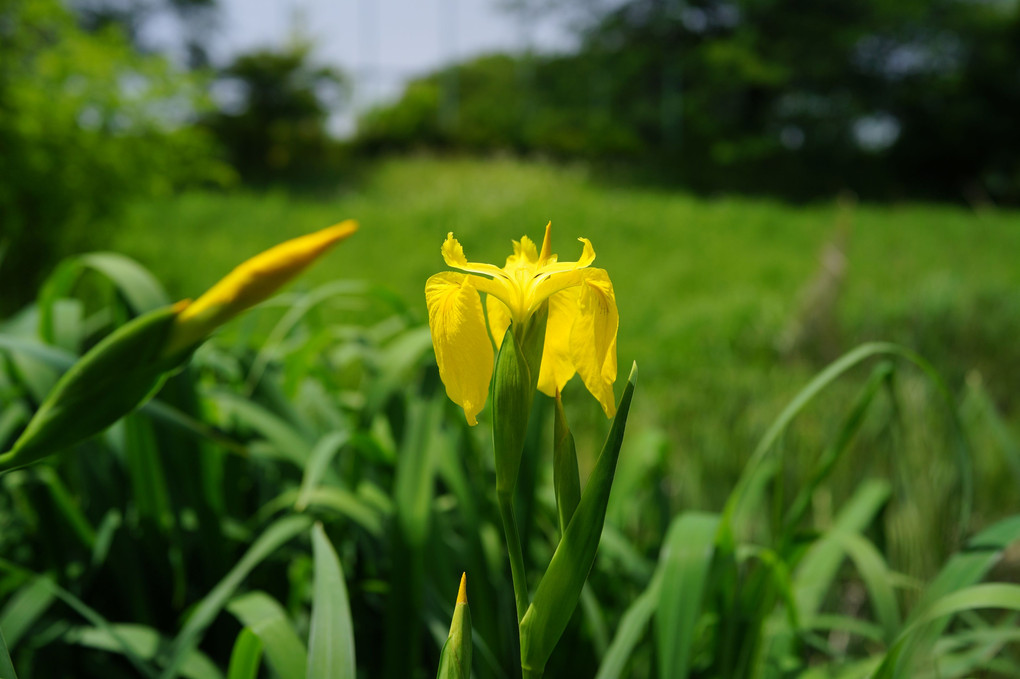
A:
[
  {"left": 436, "top": 573, "right": 472, "bottom": 679},
  {"left": 0, "top": 305, "right": 194, "bottom": 472},
  {"left": 553, "top": 393, "right": 581, "bottom": 535},
  {"left": 491, "top": 327, "right": 533, "bottom": 495}
]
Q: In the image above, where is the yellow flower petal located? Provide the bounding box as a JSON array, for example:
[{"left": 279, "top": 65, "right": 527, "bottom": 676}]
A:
[
  {"left": 536, "top": 288, "right": 578, "bottom": 397},
  {"left": 506, "top": 235, "right": 539, "bottom": 271},
  {"left": 485, "top": 294, "right": 512, "bottom": 351},
  {"left": 166, "top": 221, "right": 357, "bottom": 355},
  {"left": 569, "top": 269, "right": 618, "bottom": 417},
  {"left": 426, "top": 272, "right": 494, "bottom": 426},
  {"left": 538, "top": 222, "right": 554, "bottom": 264},
  {"left": 442, "top": 232, "right": 505, "bottom": 279}
]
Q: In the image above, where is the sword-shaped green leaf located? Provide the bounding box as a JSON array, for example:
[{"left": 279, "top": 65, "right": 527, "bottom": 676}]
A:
[{"left": 519, "top": 363, "right": 637, "bottom": 677}]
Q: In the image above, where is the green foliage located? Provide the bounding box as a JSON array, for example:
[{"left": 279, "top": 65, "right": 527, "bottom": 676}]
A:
[
  {"left": 357, "top": 0, "right": 1020, "bottom": 201},
  {"left": 0, "top": 0, "right": 226, "bottom": 312}
]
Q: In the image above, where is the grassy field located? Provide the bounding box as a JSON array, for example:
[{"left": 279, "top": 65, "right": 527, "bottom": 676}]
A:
[
  {"left": 6, "top": 156, "right": 1020, "bottom": 677},
  {"left": 109, "top": 157, "right": 1020, "bottom": 527},
  {"left": 111, "top": 156, "right": 1020, "bottom": 497}
]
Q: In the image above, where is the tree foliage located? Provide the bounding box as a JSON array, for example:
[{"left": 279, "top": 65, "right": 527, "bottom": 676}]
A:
[
  {"left": 204, "top": 44, "right": 348, "bottom": 184},
  {"left": 357, "top": 0, "right": 1020, "bottom": 202},
  {"left": 0, "top": 0, "right": 227, "bottom": 311}
]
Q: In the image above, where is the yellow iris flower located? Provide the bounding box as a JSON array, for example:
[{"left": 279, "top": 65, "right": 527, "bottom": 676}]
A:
[{"left": 425, "top": 223, "right": 618, "bottom": 425}]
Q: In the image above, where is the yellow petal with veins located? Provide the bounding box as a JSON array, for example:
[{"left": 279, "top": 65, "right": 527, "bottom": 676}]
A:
[
  {"left": 426, "top": 272, "right": 494, "bottom": 426},
  {"left": 569, "top": 269, "right": 618, "bottom": 417},
  {"left": 537, "top": 288, "right": 578, "bottom": 397}
]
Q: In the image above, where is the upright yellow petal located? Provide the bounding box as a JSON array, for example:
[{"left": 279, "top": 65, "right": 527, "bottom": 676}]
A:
[
  {"left": 538, "top": 222, "right": 554, "bottom": 265},
  {"left": 442, "top": 233, "right": 505, "bottom": 278},
  {"left": 426, "top": 272, "right": 494, "bottom": 425},
  {"left": 536, "top": 288, "right": 578, "bottom": 397},
  {"left": 165, "top": 221, "right": 357, "bottom": 355},
  {"left": 506, "top": 235, "right": 539, "bottom": 271},
  {"left": 569, "top": 269, "right": 619, "bottom": 418}
]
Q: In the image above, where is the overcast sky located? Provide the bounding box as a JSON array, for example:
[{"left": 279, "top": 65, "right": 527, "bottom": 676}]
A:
[{"left": 148, "top": 0, "right": 574, "bottom": 121}]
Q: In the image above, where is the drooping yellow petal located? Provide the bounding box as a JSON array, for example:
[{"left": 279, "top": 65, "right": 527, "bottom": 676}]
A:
[
  {"left": 569, "top": 269, "right": 619, "bottom": 418},
  {"left": 536, "top": 288, "right": 578, "bottom": 397},
  {"left": 165, "top": 221, "right": 357, "bottom": 355},
  {"left": 485, "top": 294, "right": 512, "bottom": 351},
  {"left": 426, "top": 272, "right": 494, "bottom": 426}
]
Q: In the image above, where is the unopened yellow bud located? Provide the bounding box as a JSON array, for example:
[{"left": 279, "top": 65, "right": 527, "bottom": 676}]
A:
[{"left": 164, "top": 221, "right": 357, "bottom": 355}]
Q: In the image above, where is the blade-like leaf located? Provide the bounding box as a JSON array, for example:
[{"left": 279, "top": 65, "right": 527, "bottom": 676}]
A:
[
  {"left": 0, "top": 625, "right": 18, "bottom": 679},
  {"left": 228, "top": 592, "right": 307, "bottom": 679},
  {"left": 307, "top": 524, "right": 356, "bottom": 679},
  {"left": 520, "top": 363, "right": 637, "bottom": 675},
  {"left": 226, "top": 628, "right": 263, "bottom": 679},
  {"left": 295, "top": 433, "right": 350, "bottom": 511},
  {"left": 0, "top": 578, "right": 55, "bottom": 649},
  {"left": 159, "top": 515, "right": 312, "bottom": 679},
  {"left": 63, "top": 625, "right": 222, "bottom": 679},
  {"left": 656, "top": 512, "right": 721, "bottom": 679}
]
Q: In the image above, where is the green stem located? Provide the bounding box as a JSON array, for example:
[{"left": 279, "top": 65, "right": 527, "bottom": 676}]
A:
[
  {"left": 522, "top": 666, "right": 544, "bottom": 679},
  {"left": 498, "top": 490, "right": 529, "bottom": 623}
]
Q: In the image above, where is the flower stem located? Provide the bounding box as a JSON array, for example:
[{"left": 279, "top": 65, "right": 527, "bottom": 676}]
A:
[
  {"left": 522, "top": 666, "right": 544, "bottom": 679},
  {"left": 497, "top": 490, "right": 529, "bottom": 623}
]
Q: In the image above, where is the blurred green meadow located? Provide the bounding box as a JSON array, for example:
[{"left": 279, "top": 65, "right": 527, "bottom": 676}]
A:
[{"left": 113, "top": 155, "right": 1020, "bottom": 516}]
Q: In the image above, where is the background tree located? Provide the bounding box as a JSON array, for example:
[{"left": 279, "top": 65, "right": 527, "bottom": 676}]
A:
[
  {"left": 205, "top": 42, "right": 349, "bottom": 184},
  {"left": 358, "top": 0, "right": 1020, "bottom": 202},
  {"left": 0, "top": 0, "right": 226, "bottom": 313}
]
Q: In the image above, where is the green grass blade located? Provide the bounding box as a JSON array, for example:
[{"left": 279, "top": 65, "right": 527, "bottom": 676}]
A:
[
  {"left": 208, "top": 391, "right": 313, "bottom": 467},
  {"left": 307, "top": 523, "right": 356, "bottom": 679},
  {"left": 0, "top": 579, "right": 55, "bottom": 648},
  {"left": 159, "top": 514, "right": 313, "bottom": 679},
  {"left": 875, "top": 583, "right": 1020, "bottom": 679},
  {"left": 520, "top": 363, "right": 637, "bottom": 676},
  {"left": 829, "top": 531, "right": 901, "bottom": 643},
  {"left": 871, "top": 515, "right": 1020, "bottom": 678},
  {"left": 784, "top": 362, "right": 893, "bottom": 531},
  {"left": 63, "top": 624, "right": 223, "bottom": 679},
  {"left": 0, "top": 336, "right": 75, "bottom": 371},
  {"left": 595, "top": 572, "right": 660, "bottom": 679},
  {"left": 76, "top": 253, "right": 170, "bottom": 314},
  {"left": 793, "top": 479, "right": 891, "bottom": 620},
  {"left": 228, "top": 592, "right": 307, "bottom": 679},
  {"left": 226, "top": 628, "right": 263, "bottom": 679},
  {"left": 0, "top": 626, "right": 18, "bottom": 679},
  {"left": 260, "top": 487, "right": 386, "bottom": 537},
  {"left": 723, "top": 342, "right": 971, "bottom": 538},
  {"left": 656, "top": 512, "right": 721, "bottom": 679},
  {"left": 295, "top": 432, "right": 350, "bottom": 511},
  {"left": 0, "top": 562, "right": 159, "bottom": 679},
  {"left": 553, "top": 394, "right": 581, "bottom": 535}
]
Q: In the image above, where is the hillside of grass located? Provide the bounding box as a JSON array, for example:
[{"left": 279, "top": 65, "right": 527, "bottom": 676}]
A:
[{"left": 110, "top": 156, "right": 1020, "bottom": 535}]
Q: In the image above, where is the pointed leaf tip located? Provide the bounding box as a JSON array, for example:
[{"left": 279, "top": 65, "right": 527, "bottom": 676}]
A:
[
  {"left": 628, "top": 361, "right": 638, "bottom": 385},
  {"left": 457, "top": 573, "right": 468, "bottom": 605}
]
